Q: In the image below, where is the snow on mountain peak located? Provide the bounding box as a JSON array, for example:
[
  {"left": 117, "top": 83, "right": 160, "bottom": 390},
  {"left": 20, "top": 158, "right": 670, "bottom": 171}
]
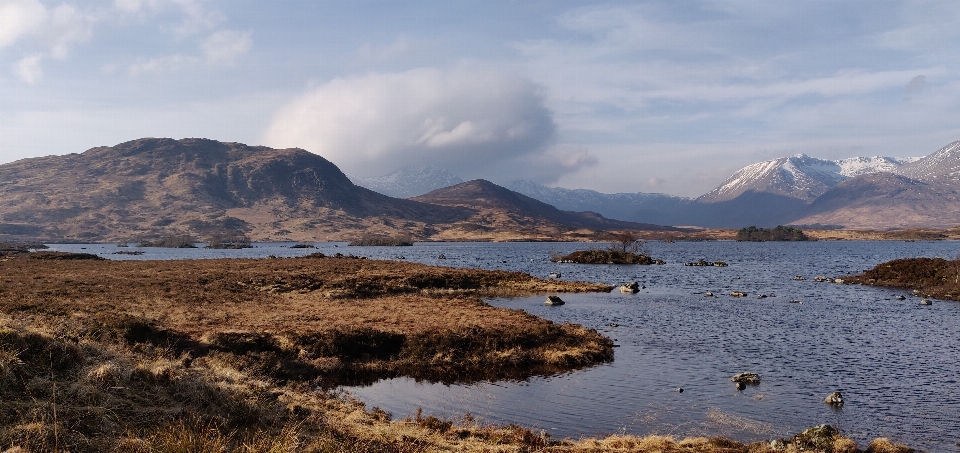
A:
[
  {"left": 699, "top": 153, "right": 918, "bottom": 203},
  {"left": 896, "top": 140, "right": 960, "bottom": 181}
]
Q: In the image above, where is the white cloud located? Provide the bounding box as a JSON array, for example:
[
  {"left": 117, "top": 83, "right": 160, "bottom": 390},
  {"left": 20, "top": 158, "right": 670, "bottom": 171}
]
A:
[
  {"left": 202, "top": 29, "right": 251, "bottom": 63},
  {"left": 112, "top": 0, "right": 222, "bottom": 36},
  {"left": 45, "top": 3, "right": 95, "bottom": 59},
  {"left": 15, "top": 53, "right": 41, "bottom": 83},
  {"left": 0, "top": 0, "right": 46, "bottom": 48},
  {"left": 262, "top": 68, "right": 580, "bottom": 182}
]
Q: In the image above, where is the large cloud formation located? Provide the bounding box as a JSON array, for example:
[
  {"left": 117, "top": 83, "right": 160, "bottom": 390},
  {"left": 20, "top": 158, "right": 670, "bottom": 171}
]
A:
[{"left": 262, "top": 68, "right": 593, "bottom": 183}]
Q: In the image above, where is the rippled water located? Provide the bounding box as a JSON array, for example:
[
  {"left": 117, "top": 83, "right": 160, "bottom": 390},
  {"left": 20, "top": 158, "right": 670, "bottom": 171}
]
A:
[{"left": 47, "top": 241, "right": 960, "bottom": 451}]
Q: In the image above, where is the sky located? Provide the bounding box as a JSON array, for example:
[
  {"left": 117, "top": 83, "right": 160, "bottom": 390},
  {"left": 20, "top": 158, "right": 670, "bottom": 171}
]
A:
[{"left": 2, "top": 0, "right": 960, "bottom": 197}]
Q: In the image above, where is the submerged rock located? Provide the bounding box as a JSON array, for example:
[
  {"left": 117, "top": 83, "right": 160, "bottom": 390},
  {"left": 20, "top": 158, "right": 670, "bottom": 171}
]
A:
[
  {"left": 544, "top": 295, "right": 565, "bottom": 306},
  {"left": 730, "top": 291, "right": 747, "bottom": 297}
]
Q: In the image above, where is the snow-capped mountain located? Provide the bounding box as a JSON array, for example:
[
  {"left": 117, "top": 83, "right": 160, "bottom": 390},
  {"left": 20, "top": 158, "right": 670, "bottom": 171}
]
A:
[
  {"left": 895, "top": 140, "right": 960, "bottom": 182},
  {"left": 347, "top": 165, "right": 464, "bottom": 198},
  {"left": 503, "top": 180, "right": 691, "bottom": 224},
  {"left": 698, "top": 154, "right": 918, "bottom": 203}
]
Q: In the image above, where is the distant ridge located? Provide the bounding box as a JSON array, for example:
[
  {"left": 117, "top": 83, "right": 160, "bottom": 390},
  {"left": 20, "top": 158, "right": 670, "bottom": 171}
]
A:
[
  {"left": 503, "top": 180, "right": 691, "bottom": 225},
  {"left": 412, "top": 179, "right": 680, "bottom": 234}
]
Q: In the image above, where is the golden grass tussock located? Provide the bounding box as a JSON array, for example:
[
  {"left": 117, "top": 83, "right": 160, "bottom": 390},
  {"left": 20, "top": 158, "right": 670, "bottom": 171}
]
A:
[{"left": 0, "top": 254, "right": 912, "bottom": 452}]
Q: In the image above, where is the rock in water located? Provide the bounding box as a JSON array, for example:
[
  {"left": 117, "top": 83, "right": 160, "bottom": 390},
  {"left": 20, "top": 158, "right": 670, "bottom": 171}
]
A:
[
  {"left": 619, "top": 281, "right": 640, "bottom": 293},
  {"left": 731, "top": 372, "right": 761, "bottom": 385},
  {"left": 824, "top": 391, "right": 844, "bottom": 405},
  {"left": 544, "top": 295, "right": 565, "bottom": 306}
]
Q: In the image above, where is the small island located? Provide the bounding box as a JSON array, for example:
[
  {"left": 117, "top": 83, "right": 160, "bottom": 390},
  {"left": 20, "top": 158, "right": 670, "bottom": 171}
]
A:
[
  {"left": 736, "top": 225, "right": 811, "bottom": 242},
  {"left": 552, "top": 232, "right": 665, "bottom": 264},
  {"left": 844, "top": 257, "right": 960, "bottom": 301}
]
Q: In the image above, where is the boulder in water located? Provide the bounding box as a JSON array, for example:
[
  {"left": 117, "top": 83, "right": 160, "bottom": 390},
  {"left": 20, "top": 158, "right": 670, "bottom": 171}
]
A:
[
  {"left": 824, "top": 391, "right": 844, "bottom": 405},
  {"left": 544, "top": 295, "right": 565, "bottom": 306},
  {"left": 619, "top": 281, "right": 640, "bottom": 293}
]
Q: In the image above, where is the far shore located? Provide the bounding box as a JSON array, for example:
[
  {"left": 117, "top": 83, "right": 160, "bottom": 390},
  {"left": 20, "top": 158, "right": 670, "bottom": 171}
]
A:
[{"left": 5, "top": 224, "right": 960, "bottom": 248}]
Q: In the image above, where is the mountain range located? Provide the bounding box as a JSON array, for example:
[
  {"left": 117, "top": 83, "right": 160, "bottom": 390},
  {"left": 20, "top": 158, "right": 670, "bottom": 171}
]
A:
[
  {"left": 505, "top": 144, "right": 960, "bottom": 229},
  {"left": 3, "top": 137, "right": 960, "bottom": 242},
  {"left": 0, "top": 138, "right": 674, "bottom": 242}
]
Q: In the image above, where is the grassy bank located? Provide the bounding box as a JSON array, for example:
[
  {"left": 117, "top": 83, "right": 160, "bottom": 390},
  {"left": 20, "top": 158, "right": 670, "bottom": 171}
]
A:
[
  {"left": 0, "top": 253, "right": 914, "bottom": 452},
  {"left": 845, "top": 257, "right": 960, "bottom": 301}
]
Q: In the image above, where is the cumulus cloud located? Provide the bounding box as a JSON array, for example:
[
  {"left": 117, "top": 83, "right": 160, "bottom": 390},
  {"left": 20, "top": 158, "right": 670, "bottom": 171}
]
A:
[
  {"left": 45, "top": 3, "right": 95, "bottom": 59},
  {"left": 202, "top": 29, "right": 251, "bottom": 63},
  {"left": 262, "top": 68, "right": 588, "bottom": 183},
  {"left": 0, "top": 0, "right": 46, "bottom": 48},
  {"left": 15, "top": 53, "right": 41, "bottom": 83}
]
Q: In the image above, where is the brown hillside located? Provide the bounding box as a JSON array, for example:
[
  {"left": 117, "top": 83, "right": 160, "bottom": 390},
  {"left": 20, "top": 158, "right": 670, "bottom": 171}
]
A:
[
  {"left": 0, "top": 138, "right": 473, "bottom": 241},
  {"left": 792, "top": 173, "right": 960, "bottom": 229}
]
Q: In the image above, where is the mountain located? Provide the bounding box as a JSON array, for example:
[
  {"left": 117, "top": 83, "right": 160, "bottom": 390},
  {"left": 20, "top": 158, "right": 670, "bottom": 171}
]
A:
[
  {"left": 697, "top": 154, "right": 915, "bottom": 204},
  {"left": 687, "top": 154, "right": 922, "bottom": 227},
  {"left": 0, "top": 138, "right": 473, "bottom": 242},
  {"left": 347, "top": 165, "right": 464, "bottom": 198},
  {"left": 502, "top": 180, "right": 692, "bottom": 225},
  {"left": 411, "top": 180, "right": 680, "bottom": 239}
]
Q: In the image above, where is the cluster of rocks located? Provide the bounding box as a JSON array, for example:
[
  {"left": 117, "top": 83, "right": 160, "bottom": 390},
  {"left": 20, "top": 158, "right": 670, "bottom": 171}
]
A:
[
  {"left": 684, "top": 259, "right": 728, "bottom": 267},
  {"left": 731, "top": 373, "right": 845, "bottom": 408},
  {"left": 793, "top": 275, "right": 846, "bottom": 283}
]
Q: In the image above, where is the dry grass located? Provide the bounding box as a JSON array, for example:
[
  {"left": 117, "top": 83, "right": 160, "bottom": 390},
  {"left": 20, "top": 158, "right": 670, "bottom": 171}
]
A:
[{"left": 0, "top": 254, "right": 914, "bottom": 452}]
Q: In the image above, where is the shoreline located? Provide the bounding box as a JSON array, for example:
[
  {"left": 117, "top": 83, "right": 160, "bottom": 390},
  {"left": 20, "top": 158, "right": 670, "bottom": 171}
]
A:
[{"left": 0, "top": 253, "right": 917, "bottom": 452}]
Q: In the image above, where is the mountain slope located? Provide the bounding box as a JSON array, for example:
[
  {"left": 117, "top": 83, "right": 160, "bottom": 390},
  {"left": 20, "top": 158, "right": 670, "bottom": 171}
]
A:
[
  {"left": 347, "top": 165, "right": 464, "bottom": 198},
  {"left": 412, "top": 180, "right": 680, "bottom": 238},
  {"left": 895, "top": 140, "right": 960, "bottom": 183},
  {"left": 792, "top": 172, "right": 960, "bottom": 229},
  {"left": 0, "top": 138, "right": 472, "bottom": 241}
]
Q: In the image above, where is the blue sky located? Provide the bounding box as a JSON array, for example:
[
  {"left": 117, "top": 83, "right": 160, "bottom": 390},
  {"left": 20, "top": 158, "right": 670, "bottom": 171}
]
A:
[{"left": 2, "top": 0, "right": 959, "bottom": 197}]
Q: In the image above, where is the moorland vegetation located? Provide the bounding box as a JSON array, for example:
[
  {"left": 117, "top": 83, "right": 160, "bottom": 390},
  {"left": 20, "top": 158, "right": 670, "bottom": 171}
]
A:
[{"left": 845, "top": 257, "right": 960, "bottom": 301}]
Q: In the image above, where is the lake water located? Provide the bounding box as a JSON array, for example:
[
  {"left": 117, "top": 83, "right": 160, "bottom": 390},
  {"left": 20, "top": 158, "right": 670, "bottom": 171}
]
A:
[{"left": 46, "top": 241, "right": 960, "bottom": 451}]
